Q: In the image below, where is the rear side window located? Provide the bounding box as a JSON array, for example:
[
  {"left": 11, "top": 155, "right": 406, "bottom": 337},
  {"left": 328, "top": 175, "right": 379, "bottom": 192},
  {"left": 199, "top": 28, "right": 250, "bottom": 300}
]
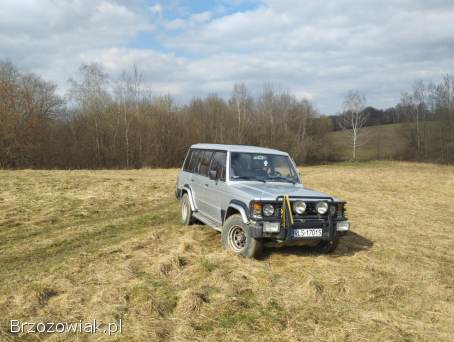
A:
[
  {"left": 183, "top": 149, "right": 193, "bottom": 171},
  {"left": 197, "top": 150, "right": 213, "bottom": 176},
  {"left": 209, "top": 151, "right": 227, "bottom": 181},
  {"left": 187, "top": 149, "right": 201, "bottom": 173}
]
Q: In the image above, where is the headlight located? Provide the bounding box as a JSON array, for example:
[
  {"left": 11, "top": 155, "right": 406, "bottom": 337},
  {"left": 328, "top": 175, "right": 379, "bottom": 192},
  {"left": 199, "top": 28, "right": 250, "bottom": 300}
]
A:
[
  {"left": 263, "top": 204, "right": 274, "bottom": 216},
  {"left": 292, "top": 201, "right": 306, "bottom": 214},
  {"left": 316, "top": 201, "right": 329, "bottom": 214}
]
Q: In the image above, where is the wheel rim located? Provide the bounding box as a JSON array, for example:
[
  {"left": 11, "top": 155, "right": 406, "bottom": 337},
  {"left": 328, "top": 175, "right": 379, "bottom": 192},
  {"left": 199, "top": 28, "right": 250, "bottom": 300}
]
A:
[
  {"left": 181, "top": 201, "right": 188, "bottom": 221},
  {"left": 228, "top": 225, "right": 247, "bottom": 252}
]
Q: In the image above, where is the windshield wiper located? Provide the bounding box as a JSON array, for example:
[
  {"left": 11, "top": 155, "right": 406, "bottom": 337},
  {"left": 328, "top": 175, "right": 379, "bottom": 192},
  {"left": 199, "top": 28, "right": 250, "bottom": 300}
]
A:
[
  {"left": 235, "top": 176, "right": 266, "bottom": 183},
  {"left": 268, "top": 176, "right": 296, "bottom": 184}
]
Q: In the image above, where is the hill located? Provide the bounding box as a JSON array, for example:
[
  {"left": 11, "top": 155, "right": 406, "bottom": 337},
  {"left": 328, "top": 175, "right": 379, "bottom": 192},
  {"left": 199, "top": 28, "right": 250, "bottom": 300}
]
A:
[
  {"left": 1, "top": 162, "right": 453, "bottom": 341},
  {"left": 329, "top": 123, "right": 409, "bottom": 161}
]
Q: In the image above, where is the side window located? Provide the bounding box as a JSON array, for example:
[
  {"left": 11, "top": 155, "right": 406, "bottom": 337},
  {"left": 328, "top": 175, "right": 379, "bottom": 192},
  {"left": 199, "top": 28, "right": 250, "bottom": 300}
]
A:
[
  {"left": 183, "top": 149, "right": 193, "bottom": 171},
  {"left": 197, "top": 150, "right": 213, "bottom": 176},
  {"left": 230, "top": 152, "right": 252, "bottom": 178},
  {"left": 187, "top": 149, "right": 201, "bottom": 173},
  {"left": 209, "top": 151, "right": 227, "bottom": 181}
]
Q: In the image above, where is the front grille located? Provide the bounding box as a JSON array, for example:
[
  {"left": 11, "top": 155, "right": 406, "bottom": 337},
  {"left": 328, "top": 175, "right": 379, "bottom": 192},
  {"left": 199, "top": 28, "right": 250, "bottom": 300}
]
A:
[{"left": 303, "top": 202, "right": 318, "bottom": 216}]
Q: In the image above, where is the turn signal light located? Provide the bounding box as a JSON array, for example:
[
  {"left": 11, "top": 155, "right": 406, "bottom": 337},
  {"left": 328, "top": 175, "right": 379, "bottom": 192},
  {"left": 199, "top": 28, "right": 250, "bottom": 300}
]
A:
[{"left": 251, "top": 202, "right": 262, "bottom": 216}]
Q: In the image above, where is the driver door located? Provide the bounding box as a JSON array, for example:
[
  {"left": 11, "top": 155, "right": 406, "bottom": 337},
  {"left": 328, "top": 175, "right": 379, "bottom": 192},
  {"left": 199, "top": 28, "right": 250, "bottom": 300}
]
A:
[{"left": 204, "top": 151, "right": 227, "bottom": 223}]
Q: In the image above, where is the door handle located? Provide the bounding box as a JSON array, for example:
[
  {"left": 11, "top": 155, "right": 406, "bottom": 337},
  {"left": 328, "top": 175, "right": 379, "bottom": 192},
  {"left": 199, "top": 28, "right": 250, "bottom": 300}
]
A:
[{"left": 205, "top": 183, "right": 209, "bottom": 187}]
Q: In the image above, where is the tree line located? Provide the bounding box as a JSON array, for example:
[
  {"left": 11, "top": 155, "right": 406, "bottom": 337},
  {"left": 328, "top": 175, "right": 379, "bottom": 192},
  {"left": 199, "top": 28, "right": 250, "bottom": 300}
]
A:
[
  {"left": 0, "top": 60, "right": 453, "bottom": 169},
  {"left": 331, "top": 78, "right": 454, "bottom": 162}
]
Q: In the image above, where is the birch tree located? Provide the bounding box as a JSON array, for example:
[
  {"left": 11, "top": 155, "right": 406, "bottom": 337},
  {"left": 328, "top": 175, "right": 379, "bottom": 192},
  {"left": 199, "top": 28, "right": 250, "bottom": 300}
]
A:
[
  {"left": 339, "top": 91, "right": 368, "bottom": 161},
  {"left": 114, "top": 65, "right": 147, "bottom": 168}
]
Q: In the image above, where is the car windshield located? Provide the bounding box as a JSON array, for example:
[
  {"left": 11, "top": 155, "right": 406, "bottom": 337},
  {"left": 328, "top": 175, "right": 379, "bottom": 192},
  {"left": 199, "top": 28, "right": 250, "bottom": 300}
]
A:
[{"left": 230, "top": 152, "right": 299, "bottom": 183}]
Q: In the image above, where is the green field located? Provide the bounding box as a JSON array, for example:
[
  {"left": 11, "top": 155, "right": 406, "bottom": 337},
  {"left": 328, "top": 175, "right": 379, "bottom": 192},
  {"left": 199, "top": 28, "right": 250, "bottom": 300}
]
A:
[{"left": 1, "top": 162, "right": 454, "bottom": 341}]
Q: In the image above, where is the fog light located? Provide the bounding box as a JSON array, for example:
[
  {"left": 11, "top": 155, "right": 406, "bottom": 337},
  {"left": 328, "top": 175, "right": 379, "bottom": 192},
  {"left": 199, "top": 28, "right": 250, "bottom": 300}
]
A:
[
  {"left": 316, "top": 201, "right": 329, "bottom": 214},
  {"left": 263, "top": 221, "right": 280, "bottom": 232},
  {"left": 336, "top": 221, "right": 349, "bottom": 232},
  {"left": 292, "top": 201, "right": 306, "bottom": 214}
]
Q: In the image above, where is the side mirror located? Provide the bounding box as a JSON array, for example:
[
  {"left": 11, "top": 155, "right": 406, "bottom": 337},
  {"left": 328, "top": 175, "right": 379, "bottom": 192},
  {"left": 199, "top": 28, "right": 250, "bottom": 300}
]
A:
[{"left": 208, "top": 170, "right": 217, "bottom": 180}]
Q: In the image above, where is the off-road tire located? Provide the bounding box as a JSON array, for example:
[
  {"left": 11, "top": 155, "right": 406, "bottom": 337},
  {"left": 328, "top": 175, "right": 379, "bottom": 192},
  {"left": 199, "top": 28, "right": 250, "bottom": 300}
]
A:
[
  {"left": 180, "top": 193, "right": 195, "bottom": 225},
  {"left": 315, "top": 237, "right": 339, "bottom": 254},
  {"left": 221, "top": 214, "right": 263, "bottom": 258}
]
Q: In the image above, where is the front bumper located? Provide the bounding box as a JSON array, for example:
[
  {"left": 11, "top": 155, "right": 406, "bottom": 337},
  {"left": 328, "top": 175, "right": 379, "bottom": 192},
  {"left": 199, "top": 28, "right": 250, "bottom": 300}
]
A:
[{"left": 249, "top": 219, "right": 349, "bottom": 241}]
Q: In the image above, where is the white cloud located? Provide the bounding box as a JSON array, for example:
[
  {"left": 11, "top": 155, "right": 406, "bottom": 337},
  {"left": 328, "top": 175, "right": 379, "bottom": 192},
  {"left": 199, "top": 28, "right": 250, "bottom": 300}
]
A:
[
  {"left": 1, "top": 0, "right": 454, "bottom": 113},
  {"left": 159, "top": 0, "right": 454, "bottom": 112},
  {"left": 0, "top": 0, "right": 153, "bottom": 89},
  {"left": 149, "top": 3, "right": 163, "bottom": 17}
]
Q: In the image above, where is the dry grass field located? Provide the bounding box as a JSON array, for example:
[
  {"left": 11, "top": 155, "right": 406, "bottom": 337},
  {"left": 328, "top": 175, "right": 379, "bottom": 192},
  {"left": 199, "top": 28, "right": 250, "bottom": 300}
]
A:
[{"left": 1, "top": 162, "right": 453, "bottom": 341}]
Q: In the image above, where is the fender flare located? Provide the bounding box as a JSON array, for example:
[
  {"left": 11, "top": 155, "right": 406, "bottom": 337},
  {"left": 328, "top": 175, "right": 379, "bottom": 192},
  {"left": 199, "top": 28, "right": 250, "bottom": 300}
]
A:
[
  {"left": 227, "top": 200, "right": 249, "bottom": 224},
  {"left": 182, "top": 185, "right": 197, "bottom": 212}
]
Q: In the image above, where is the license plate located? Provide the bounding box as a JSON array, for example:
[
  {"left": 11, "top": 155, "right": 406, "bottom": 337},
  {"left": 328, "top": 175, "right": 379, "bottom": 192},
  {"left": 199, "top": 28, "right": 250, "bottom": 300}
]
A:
[{"left": 293, "top": 228, "right": 323, "bottom": 238}]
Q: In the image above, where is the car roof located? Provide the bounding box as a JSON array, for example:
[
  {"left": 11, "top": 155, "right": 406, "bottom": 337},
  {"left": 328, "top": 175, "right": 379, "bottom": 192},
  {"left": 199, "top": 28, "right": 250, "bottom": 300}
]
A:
[{"left": 190, "top": 143, "right": 288, "bottom": 155}]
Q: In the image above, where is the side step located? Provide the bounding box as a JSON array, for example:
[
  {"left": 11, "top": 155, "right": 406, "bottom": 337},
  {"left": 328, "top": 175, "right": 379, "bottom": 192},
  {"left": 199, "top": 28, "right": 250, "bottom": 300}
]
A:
[{"left": 193, "top": 212, "right": 222, "bottom": 232}]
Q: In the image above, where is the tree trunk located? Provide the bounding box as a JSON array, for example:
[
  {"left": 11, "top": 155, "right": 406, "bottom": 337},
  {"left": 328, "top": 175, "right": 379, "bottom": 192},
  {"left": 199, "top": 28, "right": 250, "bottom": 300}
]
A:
[{"left": 352, "top": 129, "right": 357, "bottom": 161}]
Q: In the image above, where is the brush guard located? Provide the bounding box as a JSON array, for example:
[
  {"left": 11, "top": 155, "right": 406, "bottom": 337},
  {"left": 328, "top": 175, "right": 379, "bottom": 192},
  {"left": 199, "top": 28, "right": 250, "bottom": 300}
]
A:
[{"left": 276, "top": 195, "right": 337, "bottom": 241}]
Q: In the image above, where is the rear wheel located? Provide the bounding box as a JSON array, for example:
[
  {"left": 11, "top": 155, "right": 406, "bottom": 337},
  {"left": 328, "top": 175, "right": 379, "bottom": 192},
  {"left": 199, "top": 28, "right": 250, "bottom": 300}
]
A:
[
  {"left": 221, "top": 214, "right": 263, "bottom": 258},
  {"left": 180, "top": 193, "right": 195, "bottom": 225},
  {"left": 315, "top": 237, "right": 339, "bottom": 253}
]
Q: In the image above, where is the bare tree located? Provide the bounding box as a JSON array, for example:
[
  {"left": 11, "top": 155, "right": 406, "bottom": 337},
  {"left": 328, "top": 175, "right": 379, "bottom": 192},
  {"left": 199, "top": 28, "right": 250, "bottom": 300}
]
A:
[
  {"left": 0, "top": 61, "right": 62, "bottom": 167},
  {"left": 114, "top": 65, "right": 149, "bottom": 168},
  {"left": 338, "top": 91, "right": 368, "bottom": 161},
  {"left": 432, "top": 75, "right": 454, "bottom": 162},
  {"left": 9, "top": 57, "right": 454, "bottom": 168},
  {"left": 68, "top": 63, "right": 110, "bottom": 167},
  {"left": 230, "top": 83, "right": 252, "bottom": 144},
  {"left": 412, "top": 80, "right": 427, "bottom": 155},
  {"left": 287, "top": 98, "right": 314, "bottom": 161}
]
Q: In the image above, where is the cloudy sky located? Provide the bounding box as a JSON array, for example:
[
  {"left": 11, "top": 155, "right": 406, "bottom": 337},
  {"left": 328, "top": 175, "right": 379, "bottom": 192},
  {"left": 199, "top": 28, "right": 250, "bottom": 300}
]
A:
[{"left": 1, "top": 0, "right": 454, "bottom": 114}]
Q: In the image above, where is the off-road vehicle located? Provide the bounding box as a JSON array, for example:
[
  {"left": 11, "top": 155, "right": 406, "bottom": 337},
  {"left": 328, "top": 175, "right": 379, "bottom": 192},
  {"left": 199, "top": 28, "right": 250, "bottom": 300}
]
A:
[{"left": 176, "top": 144, "right": 349, "bottom": 258}]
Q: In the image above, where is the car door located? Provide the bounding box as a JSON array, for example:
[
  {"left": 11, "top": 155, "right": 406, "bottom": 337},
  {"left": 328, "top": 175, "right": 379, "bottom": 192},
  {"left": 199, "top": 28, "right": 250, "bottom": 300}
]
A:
[
  {"left": 191, "top": 149, "right": 213, "bottom": 215},
  {"left": 184, "top": 149, "right": 201, "bottom": 208},
  {"left": 204, "top": 150, "right": 227, "bottom": 223}
]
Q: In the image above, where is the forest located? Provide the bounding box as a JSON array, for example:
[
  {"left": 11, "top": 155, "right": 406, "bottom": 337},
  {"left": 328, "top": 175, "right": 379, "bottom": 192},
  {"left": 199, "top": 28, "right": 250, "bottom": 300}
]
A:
[{"left": 1, "top": 60, "right": 453, "bottom": 169}]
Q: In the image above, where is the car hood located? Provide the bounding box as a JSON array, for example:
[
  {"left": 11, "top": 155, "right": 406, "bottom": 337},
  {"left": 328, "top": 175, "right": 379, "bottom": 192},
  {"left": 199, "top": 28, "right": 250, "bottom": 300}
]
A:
[{"left": 229, "top": 182, "right": 339, "bottom": 201}]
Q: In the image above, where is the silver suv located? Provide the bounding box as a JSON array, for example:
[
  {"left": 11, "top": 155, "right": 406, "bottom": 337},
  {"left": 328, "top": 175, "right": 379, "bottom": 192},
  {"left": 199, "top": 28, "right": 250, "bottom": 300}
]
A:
[{"left": 176, "top": 144, "right": 349, "bottom": 258}]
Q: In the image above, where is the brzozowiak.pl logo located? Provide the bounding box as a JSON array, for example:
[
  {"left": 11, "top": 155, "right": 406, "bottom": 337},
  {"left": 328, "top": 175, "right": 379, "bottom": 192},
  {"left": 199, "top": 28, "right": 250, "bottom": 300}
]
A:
[{"left": 10, "top": 319, "right": 122, "bottom": 336}]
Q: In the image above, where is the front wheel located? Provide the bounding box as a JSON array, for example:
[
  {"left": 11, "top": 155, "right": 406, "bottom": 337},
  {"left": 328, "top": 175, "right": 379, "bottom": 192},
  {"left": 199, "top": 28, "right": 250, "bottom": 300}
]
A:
[{"left": 221, "top": 214, "right": 263, "bottom": 258}]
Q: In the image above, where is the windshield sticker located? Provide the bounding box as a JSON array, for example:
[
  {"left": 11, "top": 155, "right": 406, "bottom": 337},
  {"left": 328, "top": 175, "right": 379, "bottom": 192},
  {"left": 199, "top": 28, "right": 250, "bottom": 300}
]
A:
[{"left": 253, "top": 155, "right": 266, "bottom": 160}]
